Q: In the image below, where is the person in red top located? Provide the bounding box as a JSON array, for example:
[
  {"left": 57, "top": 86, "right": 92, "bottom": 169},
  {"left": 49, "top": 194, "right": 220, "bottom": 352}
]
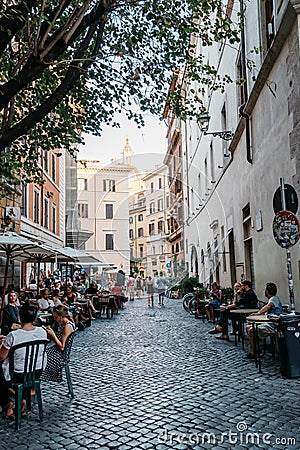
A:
[
  {"left": 127, "top": 274, "right": 135, "bottom": 301},
  {"left": 111, "top": 284, "right": 122, "bottom": 294}
]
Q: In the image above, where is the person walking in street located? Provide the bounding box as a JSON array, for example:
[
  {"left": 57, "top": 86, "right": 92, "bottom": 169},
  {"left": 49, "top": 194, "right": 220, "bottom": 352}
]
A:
[
  {"left": 127, "top": 274, "right": 135, "bottom": 301},
  {"left": 146, "top": 276, "right": 155, "bottom": 307},
  {"left": 156, "top": 272, "right": 167, "bottom": 306},
  {"left": 135, "top": 276, "right": 143, "bottom": 299}
]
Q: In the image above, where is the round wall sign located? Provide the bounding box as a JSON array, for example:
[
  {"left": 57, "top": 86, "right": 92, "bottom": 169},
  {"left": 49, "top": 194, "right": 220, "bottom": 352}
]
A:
[{"left": 273, "top": 210, "right": 300, "bottom": 248}]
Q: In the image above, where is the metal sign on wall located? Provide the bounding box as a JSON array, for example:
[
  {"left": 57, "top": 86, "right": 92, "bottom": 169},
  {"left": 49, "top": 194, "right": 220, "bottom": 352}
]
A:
[
  {"left": 5, "top": 206, "right": 21, "bottom": 221},
  {"left": 273, "top": 210, "right": 300, "bottom": 248}
]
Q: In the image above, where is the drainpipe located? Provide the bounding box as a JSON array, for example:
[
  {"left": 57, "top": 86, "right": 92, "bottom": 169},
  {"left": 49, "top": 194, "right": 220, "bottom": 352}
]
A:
[
  {"left": 239, "top": 104, "right": 252, "bottom": 164},
  {"left": 240, "top": 0, "right": 252, "bottom": 164}
]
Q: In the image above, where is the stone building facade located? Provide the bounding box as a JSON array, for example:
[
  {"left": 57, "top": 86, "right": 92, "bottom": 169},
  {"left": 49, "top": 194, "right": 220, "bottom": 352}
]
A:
[{"left": 183, "top": 0, "right": 300, "bottom": 303}]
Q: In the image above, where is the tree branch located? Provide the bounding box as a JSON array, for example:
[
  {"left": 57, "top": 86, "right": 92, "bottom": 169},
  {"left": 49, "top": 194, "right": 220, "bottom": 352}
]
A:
[
  {"left": 38, "top": 0, "right": 71, "bottom": 52},
  {"left": 0, "top": 19, "right": 106, "bottom": 151},
  {"left": 0, "top": 0, "right": 37, "bottom": 56},
  {"left": 39, "top": 0, "right": 91, "bottom": 60},
  {"left": 0, "top": 1, "right": 108, "bottom": 111}
]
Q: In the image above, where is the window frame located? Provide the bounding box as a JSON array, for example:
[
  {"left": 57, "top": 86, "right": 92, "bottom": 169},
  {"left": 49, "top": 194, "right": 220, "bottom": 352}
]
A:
[
  {"left": 33, "top": 188, "right": 40, "bottom": 224},
  {"left": 78, "top": 203, "right": 88, "bottom": 219},
  {"left": 103, "top": 179, "right": 116, "bottom": 192},
  {"left": 105, "top": 203, "right": 113, "bottom": 219},
  {"left": 105, "top": 234, "right": 114, "bottom": 250}
]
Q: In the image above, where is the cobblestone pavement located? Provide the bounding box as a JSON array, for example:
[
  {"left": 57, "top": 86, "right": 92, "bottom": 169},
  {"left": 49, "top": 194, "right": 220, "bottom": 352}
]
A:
[{"left": 1, "top": 297, "right": 300, "bottom": 450}]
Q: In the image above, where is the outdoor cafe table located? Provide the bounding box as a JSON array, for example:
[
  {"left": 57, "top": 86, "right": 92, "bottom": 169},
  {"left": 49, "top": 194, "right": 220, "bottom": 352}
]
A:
[
  {"left": 229, "top": 309, "right": 259, "bottom": 350},
  {"left": 246, "top": 315, "right": 278, "bottom": 373}
]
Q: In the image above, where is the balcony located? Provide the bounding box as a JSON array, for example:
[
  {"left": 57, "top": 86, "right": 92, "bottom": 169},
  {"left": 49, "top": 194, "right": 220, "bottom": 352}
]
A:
[
  {"left": 146, "top": 231, "right": 169, "bottom": 243},
  {"left": 129, "top": 198, "right": 146, "bottom": 212}
]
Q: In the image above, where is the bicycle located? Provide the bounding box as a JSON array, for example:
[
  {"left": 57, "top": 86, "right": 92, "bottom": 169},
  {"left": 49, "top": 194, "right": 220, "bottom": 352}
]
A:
[{"left": 182, "top": 287, "right": 208, "bottom": 318}]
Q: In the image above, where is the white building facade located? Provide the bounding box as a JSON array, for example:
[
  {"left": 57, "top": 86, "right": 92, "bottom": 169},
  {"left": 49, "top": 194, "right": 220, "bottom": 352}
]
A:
[
  {"left": 77, "top": 159, "right": 133, "bottom": 275},
  {"left": 129, "top": 165, "right": 171, "bottom": 277},
  {"left": 143, "top": 165, "right": 171, "bottom": 277},
  {"left": 183, "top": 0, "right": 300, "bottom": 304}
]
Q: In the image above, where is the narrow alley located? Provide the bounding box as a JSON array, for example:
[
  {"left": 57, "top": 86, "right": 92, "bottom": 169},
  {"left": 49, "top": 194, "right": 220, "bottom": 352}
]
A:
[{"left": 1, "top": 298, "right": 299, "bottom": 450}]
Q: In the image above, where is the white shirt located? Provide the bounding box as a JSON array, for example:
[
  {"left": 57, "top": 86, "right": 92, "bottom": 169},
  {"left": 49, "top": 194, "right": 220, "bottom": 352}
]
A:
[
  {"left": 2, "top": 327, "right": 47, "bottom": 380},
  {"left": 38, "top": 298, "right": 54, "bottom": 310}
]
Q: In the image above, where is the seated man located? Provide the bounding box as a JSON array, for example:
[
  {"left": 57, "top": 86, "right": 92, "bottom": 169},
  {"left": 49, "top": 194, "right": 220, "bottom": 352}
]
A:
[
  {"left": 236, "top": 280, "right": 258, "bottom": 309},
  {"left": 208, "top": 280, "right": 258, "bottom": 339},
  {"left": 84, "top": 282, "right": 99, "bottom": 296},
  {"left": 244, "top": 282, "right": 282, "bottom": 360},
  {"left": 37, "top": 289, "right": 54, "bottom": 311}
]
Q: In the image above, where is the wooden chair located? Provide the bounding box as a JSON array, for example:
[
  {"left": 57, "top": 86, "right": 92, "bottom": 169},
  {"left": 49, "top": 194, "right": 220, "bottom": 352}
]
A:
[
  {"left": 97, "top": 295, "right": 112, "bottom": 318},
  {"left": 9, "top": 339, "right": 48, "bottom": 430}
]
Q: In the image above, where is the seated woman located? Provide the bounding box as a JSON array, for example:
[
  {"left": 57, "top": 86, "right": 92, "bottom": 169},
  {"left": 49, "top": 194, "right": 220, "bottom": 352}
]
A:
[
  {"left": 2, "top": 291, "right": 21, "bottom": 335},
  {"left": 62, "top": 286, "right": 77, "bottom": 306},
  {"left": 41, "top": 305, "right": 76, "bottom": 383},
  {"left": 0, "top": 302, "right": 47, "bottom": 418},
  {"left": 208, "top": 283, "right": 242, "bottom": 340},
  {"left": 61, "top": 286, "right": 80, "bottom": 325},
  {"left": 205, "top": 282, "right": 222, "bottom": 323}
]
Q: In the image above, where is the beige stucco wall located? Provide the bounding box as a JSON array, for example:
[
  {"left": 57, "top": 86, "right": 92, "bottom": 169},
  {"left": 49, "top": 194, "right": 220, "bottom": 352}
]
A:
[{"left": 183, "top": 0, "right": 300, "bottom": 305}]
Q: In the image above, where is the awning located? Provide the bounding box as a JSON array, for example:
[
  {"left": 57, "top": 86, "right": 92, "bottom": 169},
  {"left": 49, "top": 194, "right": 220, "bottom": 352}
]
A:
[
  {"left": 66, "top": 229, "right": 93, "bottom": 248},
  {"left": 54, "top": 247, "right": 109, "bottom": 266}
]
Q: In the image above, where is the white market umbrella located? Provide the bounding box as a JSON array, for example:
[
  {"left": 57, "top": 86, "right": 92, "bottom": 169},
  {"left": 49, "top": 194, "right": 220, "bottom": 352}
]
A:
[
  {"left": 55, "top": 246, "right": 108, "bottom": 266},
  {"left": 0, "top": 232, "right": 55, "bottom": 323}
]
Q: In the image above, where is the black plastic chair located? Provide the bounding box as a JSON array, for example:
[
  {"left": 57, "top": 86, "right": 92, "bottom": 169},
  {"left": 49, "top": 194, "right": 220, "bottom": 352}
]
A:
[{"left": 9, "top": 339, "right": 48, "bottom": 430}]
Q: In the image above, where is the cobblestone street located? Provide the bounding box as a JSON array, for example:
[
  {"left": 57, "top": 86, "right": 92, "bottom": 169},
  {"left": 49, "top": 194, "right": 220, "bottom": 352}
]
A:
[{"left": 1, "top": 297, "right": 300, "bottom": 450}]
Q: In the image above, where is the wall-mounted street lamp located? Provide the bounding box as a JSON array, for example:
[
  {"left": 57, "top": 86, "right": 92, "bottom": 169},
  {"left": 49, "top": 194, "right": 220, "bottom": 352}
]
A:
[{"left": 197, "top": 113, "right": 234, "bottom": 141}]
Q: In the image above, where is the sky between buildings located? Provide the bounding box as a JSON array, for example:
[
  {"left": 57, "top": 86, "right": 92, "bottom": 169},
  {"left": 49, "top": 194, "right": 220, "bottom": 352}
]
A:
[{"left": 78, "top": 114, "right": 168, "bottom": 172}]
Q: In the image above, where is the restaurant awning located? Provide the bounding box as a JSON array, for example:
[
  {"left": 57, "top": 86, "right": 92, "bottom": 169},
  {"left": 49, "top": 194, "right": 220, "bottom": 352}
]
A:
[{"left": 54, "top": 247, "right": 109, "bottom": 266}]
